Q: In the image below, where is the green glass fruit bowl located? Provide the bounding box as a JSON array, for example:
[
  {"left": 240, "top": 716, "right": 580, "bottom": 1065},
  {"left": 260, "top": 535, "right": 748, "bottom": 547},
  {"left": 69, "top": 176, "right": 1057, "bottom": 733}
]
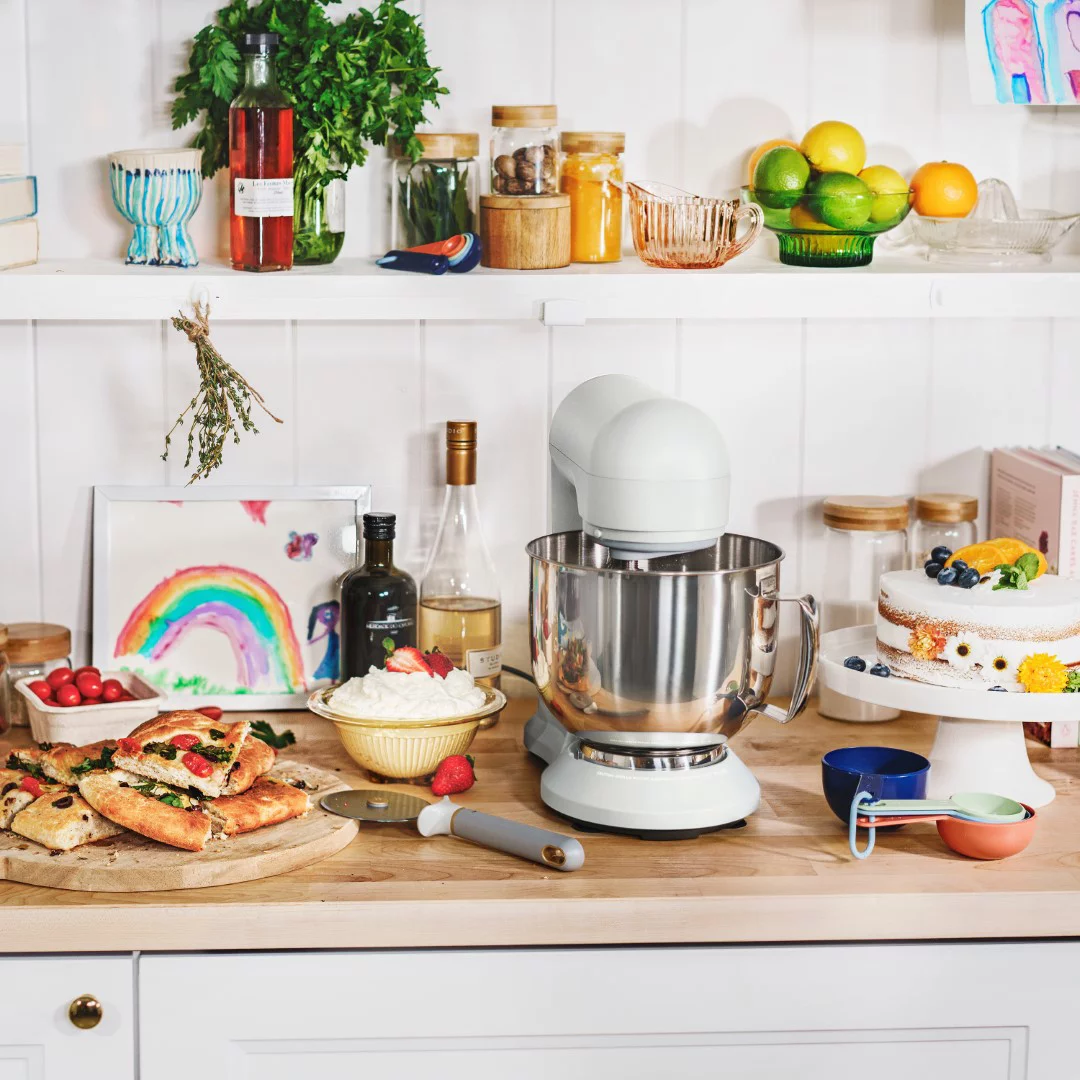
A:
[{"left": 742, "top": 184, "right": 913, "bottom": 267}]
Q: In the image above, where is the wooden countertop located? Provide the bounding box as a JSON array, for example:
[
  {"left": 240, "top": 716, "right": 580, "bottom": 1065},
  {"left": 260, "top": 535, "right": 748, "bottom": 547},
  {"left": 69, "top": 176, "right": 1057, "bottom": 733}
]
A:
[{"left": 4, "top": 692, "right": 1080, "bottom": 953}]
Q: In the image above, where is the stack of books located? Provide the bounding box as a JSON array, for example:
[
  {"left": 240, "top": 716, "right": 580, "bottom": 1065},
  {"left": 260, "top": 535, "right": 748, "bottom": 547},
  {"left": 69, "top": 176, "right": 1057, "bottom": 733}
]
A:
[
  {"left": 0, "top": 144, "right": 38, "bottom": 270},
  {"left": 992, "top": 446, "right": 1080, "bottom": 748}
]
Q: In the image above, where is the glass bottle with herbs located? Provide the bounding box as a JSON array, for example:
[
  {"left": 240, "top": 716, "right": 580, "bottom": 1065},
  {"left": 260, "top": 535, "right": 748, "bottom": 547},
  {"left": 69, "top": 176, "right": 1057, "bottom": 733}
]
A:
[{"left": 392, "top": 133, "right": 478, "bottom": 248}]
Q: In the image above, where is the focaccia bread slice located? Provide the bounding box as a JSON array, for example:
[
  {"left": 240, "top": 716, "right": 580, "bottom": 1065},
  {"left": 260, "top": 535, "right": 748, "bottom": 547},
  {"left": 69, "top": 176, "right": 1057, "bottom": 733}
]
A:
[
  {"left": 113, "top": 711, "right": 249, "bottom": 798},
  {"left": 207, "top": 775, "right": 310, "bottom": 837},
  {"left": 5, "top": 746, "right": 49, "bottom": 779},
  {"left": 41, "top": 740, "right": 117, "bottom": 785},
  {"left": 78, "top": 769, "right": 211, "bottom": 852},
  {"left": 0, "top": 768, "right": 43, "bottom": 828},
  {"left": 222, "top": 736, "right": 276, "bottom": 796},
  {"left": 9, "top": 789, "right": 125, "bottom": 851}
]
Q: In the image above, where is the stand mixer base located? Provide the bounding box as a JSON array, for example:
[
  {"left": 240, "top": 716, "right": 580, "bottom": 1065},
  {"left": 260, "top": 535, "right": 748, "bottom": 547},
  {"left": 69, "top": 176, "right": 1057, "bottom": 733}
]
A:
[{"left": 557, "top": 814, "right": 747, "bottom": 842}]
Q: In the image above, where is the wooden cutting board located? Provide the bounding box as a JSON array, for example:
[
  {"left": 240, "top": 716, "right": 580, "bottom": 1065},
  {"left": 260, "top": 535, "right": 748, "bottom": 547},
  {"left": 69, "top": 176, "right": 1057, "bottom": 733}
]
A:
[{"left": 0, "top": 761, "right": 358, "bottom": 892}]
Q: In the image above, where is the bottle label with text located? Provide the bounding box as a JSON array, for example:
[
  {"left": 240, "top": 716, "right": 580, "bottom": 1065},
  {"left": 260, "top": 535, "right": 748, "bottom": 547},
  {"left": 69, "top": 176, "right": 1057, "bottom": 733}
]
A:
[
  {"left": 466, "top": 645, "right": 502, "bottom": 679},
  {"left": 234, "top": 177, "right": 294, "bottom": 218}
]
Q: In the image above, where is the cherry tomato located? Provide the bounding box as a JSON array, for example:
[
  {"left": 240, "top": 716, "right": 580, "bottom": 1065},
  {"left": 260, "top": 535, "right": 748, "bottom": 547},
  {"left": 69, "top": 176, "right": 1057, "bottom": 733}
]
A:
[
  {"left": 27, "top": 680, "right": 53, "bottom": 702},
  {"left": 101, "top": 679, "right": 124, "bottom": 703},
  {"left": 46, "top": 667, "right": 74, "bottom": 690},
  {"left": 196, "top": 706, "right": 223, "bottom": 721},
  {"left": 182, "top": 751, "right": 213, "bottom": 778},
  {"left": 118, "top": 692, "right": 137, "bottom": 702},
  {"left": 73, "top": 665, "right": 100, "bottom": 679},
  {"left": 118, "top": 737, "right": 141, "bottom": 754},
  {"left": 55, "top": 684, "right": 82, "bottom": 708},
  {"left": 19, "top": 776, "right": 43, "bottom": 797},
  {"left": 170, "top": 733, "right": 200, "bottom": 751},
  {"left": 75, "top": 672, "right": 103, "bottom": 699}
]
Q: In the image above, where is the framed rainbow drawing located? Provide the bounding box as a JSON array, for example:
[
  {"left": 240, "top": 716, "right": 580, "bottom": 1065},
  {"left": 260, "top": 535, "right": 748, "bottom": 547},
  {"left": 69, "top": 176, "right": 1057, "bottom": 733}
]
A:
[{"left": 92, "top": 486, "right": 370, "bottom": 710}]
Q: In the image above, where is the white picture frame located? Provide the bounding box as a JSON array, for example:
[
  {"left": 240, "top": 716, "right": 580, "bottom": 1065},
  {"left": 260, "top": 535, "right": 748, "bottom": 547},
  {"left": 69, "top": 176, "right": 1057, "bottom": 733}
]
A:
[{"left": 92, "top": 485, "right": 370, "bottom": 711}]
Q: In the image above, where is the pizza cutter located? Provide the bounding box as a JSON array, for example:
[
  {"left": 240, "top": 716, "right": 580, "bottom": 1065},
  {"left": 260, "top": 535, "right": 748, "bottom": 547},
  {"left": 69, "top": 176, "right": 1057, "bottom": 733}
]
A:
[{"left": 321, "top": 789, "right": 585, "bottom": 871}]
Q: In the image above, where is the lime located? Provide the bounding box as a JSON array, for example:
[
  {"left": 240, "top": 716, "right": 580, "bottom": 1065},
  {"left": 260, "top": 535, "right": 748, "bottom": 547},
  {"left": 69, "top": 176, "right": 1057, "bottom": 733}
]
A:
[
  {"left": 753, "top": 146, "right": 810, "bottom": 209},
  {"left": 801, "top": 121, "right": 866, "bottom": 175},
  {"left": 858, "top": 165, "right": 911, "bottom": 223},
  {"left": 807, "top": 173, "right": 873, "bottom": 229}
]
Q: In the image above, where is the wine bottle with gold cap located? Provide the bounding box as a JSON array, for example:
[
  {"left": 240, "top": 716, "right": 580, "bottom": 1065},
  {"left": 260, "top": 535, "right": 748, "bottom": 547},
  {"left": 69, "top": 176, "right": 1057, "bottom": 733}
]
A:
[{"left": 419, "top": 421, "right": 502, "bottom": 723}]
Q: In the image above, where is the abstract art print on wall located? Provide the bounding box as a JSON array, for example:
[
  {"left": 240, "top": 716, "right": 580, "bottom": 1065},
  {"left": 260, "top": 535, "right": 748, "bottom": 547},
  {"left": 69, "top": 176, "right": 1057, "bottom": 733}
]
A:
[
  {"left": 93, "top": 486, "right": 369, "bottom": 710},
  {"left": 968, "top": 0, "right": 1080, "bottom": 104}
]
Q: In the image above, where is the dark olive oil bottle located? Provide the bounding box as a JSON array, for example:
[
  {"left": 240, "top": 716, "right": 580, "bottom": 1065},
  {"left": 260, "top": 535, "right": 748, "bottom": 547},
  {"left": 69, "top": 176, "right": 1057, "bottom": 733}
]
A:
[{"left": 339, "top": 513, "right": 417, "bottom": 679}]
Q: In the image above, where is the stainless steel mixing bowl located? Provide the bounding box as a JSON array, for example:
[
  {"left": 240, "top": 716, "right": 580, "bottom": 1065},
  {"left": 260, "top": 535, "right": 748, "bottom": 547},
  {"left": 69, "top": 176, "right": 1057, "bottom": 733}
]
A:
[{"left": 527, "top": 531, "right": 818, "bottom": 748}]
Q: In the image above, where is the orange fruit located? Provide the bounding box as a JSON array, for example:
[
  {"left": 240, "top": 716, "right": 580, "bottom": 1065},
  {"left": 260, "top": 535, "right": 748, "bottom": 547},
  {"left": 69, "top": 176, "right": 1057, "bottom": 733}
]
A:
[
  {"left": 910, "top": 161, "right": 978, "bottom": 218},
  {"left": 986, "top": 537, "right": 1048, "bottom": 579},
  {"left": 747, "top": 139, "right": 800, "bottom": 186},
  {"left": 945, "top": 542, "right": 1007, "bottom": 575}
]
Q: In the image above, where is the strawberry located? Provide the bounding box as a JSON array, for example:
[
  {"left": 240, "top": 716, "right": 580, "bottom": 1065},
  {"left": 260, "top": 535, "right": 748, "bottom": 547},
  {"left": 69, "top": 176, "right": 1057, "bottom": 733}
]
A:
[
  {"left": 385, "top": 646, "right": 433, "bottom": 677},
  {"left": 424, "top": 649, "right": 455, "bottom": 679},
  {"left": 431, "top": 754, "right": 475, "bottom": 796}
]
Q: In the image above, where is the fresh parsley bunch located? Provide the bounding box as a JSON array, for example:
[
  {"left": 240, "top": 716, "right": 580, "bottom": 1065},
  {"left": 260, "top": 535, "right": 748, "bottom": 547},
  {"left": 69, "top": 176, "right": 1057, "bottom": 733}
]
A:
[{"left": 172, "top": 0, "right": 446, "bottom": 185}]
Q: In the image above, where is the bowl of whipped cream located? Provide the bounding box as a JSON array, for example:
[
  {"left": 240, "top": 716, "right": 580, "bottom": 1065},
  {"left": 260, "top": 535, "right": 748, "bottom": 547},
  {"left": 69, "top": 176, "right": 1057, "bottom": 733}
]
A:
[{"left": 307, "top": 666, "right": 506, "bottom": 781}]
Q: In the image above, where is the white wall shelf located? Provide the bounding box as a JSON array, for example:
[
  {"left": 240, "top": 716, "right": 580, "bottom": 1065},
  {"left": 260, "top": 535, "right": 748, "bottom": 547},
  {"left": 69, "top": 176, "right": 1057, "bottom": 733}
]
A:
[{"left": 2, "top": 255, "right": 1078, "bottom": 322}]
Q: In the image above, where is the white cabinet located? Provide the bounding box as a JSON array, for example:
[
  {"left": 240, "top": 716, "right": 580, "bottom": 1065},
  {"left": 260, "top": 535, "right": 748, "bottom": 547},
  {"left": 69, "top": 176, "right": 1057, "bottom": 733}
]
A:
[
  {"left": 0, "top": 956, "right": 134, "bottom": 1080},
  {"left": 140, "top": 943, "right": 1078, "bottom": 1079}
]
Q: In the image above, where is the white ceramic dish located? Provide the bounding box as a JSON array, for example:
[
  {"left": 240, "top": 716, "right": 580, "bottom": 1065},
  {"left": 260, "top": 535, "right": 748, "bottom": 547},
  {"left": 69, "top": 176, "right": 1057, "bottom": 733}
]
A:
[{"left": 15, "top": 671, "right": 166, "bottom": 744}]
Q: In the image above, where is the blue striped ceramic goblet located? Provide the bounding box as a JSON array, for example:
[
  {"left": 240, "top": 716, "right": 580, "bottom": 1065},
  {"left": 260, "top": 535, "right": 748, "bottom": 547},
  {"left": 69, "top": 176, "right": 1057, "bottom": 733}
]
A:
[{"left": 109, "top": 148, "right": 203, "bottom": 267}]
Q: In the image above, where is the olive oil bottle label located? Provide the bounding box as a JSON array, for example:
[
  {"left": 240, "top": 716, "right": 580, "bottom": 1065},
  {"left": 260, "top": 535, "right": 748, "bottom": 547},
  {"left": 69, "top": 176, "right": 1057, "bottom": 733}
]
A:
[
  {"left": 466, "top": 645, "right": 502, "bottom": 679},
  {"left": 234, "top": 177, "right": 294, "bottom": 217}
]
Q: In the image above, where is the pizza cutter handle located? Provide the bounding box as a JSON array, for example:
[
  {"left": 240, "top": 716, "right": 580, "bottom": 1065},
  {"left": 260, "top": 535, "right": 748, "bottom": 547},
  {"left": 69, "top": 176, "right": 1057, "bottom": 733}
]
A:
[{"left": 417, "top": 798, "right": 585, "bottom": 871}]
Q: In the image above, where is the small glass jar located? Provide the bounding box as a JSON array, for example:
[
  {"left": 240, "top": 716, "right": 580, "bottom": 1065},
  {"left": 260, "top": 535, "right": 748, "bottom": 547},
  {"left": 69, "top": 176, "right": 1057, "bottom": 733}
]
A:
[
  {"left": 490, "top": 105, "right": 558, "bottom": 196},
  {"left": 560, "top": 131, "right": 624, "bottom": 263},
  {"left": 820, "top": 497, "right": 909, "bottom": 722},
  {"left": 2, "top": 622, "right": 72, "bottom": 728},
  {"left": 0, "top": 624, "right": 9, "bottom": 735},
  {"left": 910, "top": 493, "right": 978, "bottom": 568},
  {"left": 392, "top": 132, "right": 479, "bottom": 248}
]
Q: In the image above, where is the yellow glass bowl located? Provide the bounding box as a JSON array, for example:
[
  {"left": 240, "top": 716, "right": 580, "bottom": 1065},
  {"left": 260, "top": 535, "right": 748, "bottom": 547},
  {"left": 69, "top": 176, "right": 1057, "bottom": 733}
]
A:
[{"left": 306, "top": 685, "right": 506, "bottom": 781}]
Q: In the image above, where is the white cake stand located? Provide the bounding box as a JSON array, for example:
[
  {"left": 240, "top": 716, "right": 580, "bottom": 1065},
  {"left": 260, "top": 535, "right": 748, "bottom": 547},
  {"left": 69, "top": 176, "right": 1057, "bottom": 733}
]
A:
[{"left": 819, "top": 626, "right": 1080, "bottom": 807}]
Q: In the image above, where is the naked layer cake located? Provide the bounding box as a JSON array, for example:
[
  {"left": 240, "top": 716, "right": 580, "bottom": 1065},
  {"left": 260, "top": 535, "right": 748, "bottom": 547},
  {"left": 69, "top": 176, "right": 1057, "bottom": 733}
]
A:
[{"left": 877, "top": 569, "right": 1080, "bottom": 691}]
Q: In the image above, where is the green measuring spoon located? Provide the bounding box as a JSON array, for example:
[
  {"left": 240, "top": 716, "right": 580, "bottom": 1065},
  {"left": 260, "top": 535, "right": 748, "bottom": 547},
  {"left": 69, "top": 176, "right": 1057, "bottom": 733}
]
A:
[{"left": 858, "top": 791, "right": 1027, "bottom": 824}]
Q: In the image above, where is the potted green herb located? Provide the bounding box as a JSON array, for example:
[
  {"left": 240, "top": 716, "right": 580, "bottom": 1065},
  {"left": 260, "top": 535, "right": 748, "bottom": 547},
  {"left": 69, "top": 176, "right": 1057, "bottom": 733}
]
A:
[{"left": 172, "top": 0, "right": 447, "bottom": 264}]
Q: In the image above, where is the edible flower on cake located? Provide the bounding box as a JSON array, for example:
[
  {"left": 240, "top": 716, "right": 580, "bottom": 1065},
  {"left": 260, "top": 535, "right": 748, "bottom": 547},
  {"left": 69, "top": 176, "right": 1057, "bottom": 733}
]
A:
[{"left": 330, "top": 664, "right": 486, "bottom": 720}]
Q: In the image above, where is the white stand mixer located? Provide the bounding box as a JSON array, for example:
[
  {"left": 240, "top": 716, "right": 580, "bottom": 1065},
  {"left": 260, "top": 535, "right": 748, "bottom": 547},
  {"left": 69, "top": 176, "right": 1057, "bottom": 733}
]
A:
[{"left": 524, "top": 376, "right": 819, "bottom": 839}]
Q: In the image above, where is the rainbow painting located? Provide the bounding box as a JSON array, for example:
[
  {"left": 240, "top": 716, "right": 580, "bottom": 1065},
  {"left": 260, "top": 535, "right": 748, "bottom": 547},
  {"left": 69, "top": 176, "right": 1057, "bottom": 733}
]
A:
[{"left": 115, "top": 565, "right": 306, "bottom": 694}]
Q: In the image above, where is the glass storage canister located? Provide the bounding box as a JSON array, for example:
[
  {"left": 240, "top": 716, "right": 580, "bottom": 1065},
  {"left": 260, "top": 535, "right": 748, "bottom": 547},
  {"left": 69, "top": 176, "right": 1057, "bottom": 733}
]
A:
[
  {"left": 560, "top": 131, "right": 624, "bottom": 263},
  {"left": 0, "top": 624, "right": 8, "bottom": 735},
  {"left": 490, "top": 105, "right": 559, "bottom": 196},
  {"left": 819, "top": 496, "right": 909, "bottom": 722},
  {"left": 392, "top": 132, "right": 479, "bottom": 248},
  {"left": 910, "top": 493, "right": 978, "bottom": 569},
  {"left": 2, "top": 622, "right": 72, "bottom": 728}
]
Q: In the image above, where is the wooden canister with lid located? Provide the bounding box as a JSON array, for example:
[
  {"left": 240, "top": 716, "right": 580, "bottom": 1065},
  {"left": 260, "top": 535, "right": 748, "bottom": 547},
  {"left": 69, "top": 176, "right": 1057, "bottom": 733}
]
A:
[{"left": 479, "top": 193, "right": 571, "bottom": 269}]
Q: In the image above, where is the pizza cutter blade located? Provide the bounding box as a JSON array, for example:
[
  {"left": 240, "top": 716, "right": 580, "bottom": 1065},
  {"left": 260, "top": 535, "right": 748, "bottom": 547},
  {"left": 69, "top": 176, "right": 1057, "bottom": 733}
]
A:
[{"left": 321, "top": 789, "right": 584, "bottom": 871}]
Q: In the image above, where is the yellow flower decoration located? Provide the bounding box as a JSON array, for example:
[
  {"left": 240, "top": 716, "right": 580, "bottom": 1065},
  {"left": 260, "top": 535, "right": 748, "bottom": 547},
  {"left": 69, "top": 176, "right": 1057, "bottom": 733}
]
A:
[
  {"left": 1017, "top": 653, "right": 1068, "bottom": 694},
  {"left": 909, "top": 622, "right": 946, "bottom": 661}
]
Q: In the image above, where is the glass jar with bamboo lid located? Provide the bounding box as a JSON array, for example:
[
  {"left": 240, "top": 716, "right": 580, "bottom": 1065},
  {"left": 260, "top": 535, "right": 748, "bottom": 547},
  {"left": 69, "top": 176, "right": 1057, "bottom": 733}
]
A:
[
  {"left": 909, "top": 493, "right": 978, "bottom": 569},
  {"left": 391, "top": 132, "right": 479, "bottom": 248},
  {"left": 820, "top": 496, "right": 909, "bottom": 722},
  {"left": 560, "top": 131, "right": 624, "bottom": 263},
  {"left": 490, "top": 105, "right": 559, "bottom": 196}
]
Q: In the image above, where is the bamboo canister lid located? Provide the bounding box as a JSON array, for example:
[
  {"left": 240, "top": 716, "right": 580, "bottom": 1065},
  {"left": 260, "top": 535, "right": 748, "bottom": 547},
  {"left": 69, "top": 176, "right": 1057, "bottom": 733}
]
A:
[
  {"left": 561, "top": 131, "right": 625, "bottom": 155},
  {"left": 5, "top": 622, "right": 71, "bottom": 664},
  {"left": 480, "top": 193, "right": 570, "bottom": 211},
  {"left": 390, "top": 132, "right": 479, "bottom": 159},
  {"left": 914, "top": 493, "right": 978, "bottom": 524},
  {"left": 492, "top": 104, "right": 558, "bottom": 128},
  {"left": 823, "top": 496, "right": 910, "bottom": 532}
]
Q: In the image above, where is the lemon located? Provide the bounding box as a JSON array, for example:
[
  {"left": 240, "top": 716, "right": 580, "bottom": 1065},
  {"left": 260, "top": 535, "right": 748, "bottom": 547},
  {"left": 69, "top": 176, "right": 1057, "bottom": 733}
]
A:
[
  {"left": 858, "top": 165, "right": 911, "bottom": 223},
  {"left": 788, "top": 202, "right": 835, "bottom": 230},
  {"left": 801, "top": 121, "right": 866, "bottom": 175},
  {"left": 807, "top": 172, "right": 872, "bottom": 229},
  {"left": 752, "top": 146, "right": 810, "bottom": 209}
]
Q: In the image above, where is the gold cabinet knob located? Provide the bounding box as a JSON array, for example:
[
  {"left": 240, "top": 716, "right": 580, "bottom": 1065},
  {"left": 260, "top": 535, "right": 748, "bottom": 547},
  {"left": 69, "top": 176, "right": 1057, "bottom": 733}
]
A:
[{"left": 68, "top": 994, "right": 102, "bottom": 1030}]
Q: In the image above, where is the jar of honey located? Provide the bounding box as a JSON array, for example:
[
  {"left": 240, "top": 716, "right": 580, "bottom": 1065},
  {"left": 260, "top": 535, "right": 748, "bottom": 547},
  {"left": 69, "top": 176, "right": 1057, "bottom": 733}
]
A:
[{"left": 560, "top": 131, "right": 624, "bottom": 263}]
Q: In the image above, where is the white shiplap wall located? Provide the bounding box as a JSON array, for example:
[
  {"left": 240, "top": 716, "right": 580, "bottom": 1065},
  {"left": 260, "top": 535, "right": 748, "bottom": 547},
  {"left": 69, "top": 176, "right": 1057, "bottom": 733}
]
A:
[{"left": 1, "top": 0, "right": 1078, "bottom": 683}]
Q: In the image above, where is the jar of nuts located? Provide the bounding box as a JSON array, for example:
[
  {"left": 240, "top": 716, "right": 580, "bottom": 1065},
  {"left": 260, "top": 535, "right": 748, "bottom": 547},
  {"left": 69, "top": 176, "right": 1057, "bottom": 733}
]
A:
[{"left": 490, "top": 105, "right": 559, "bottom": 196}]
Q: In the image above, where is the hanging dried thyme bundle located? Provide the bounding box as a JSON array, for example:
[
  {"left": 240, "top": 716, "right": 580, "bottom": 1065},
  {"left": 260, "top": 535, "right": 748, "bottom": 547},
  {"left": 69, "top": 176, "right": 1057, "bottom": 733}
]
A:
[{"left": 163, "top": 301, "right": 283, "bottom": 484}]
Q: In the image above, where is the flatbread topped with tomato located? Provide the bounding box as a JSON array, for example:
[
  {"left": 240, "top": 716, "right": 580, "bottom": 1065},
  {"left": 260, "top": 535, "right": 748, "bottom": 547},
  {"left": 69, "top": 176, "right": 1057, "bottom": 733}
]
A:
[
  {"left": 5, "top": 746, "right": 48, "bottom": 779},
  {"left": 78, "top": 769, "right": 211, "bottom": 852},
  {"left": 0, "top": 768, "right": 63, "bottom": 828},
  {"left": 41, "top": 740, "right": 118, "bottom": 785},
  {"left": 207, "top": 774, "right": 310, "bottom": 837},
  {"left": 222, "top": 735, "right": 276, "bottom": 797},
  {"left": 10, "top": 788, "right": 125, "bottom": 851},
  {"left": 113, "top": 711, "right": 249, "bottom": 798}
]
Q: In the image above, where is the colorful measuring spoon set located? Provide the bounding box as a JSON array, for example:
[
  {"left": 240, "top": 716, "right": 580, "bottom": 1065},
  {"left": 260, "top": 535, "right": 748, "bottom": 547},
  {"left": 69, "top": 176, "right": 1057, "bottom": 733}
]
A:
[{"left": 376, "top": 232, "right": 481, "bottom": 275}]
